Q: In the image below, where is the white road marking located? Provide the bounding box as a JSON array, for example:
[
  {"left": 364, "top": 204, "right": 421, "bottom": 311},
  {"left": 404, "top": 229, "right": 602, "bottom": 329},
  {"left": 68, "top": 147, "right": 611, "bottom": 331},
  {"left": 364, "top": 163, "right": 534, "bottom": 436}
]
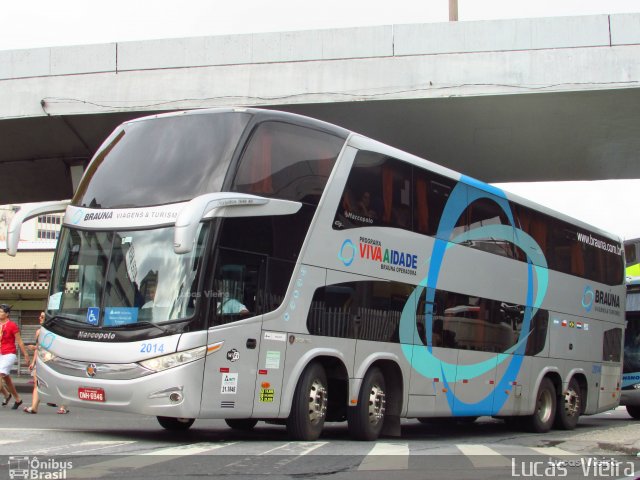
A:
[
  {"left": 456, "top": 444, "right": 511, "bottom": 468},
  {"left": 358, "top": 442, "right": 410, "bottom": 471},
  {"left": 67, "top": 442, "right": 235, "bottom": 479},
  {"left": 530, "top": 447, "right": 579, "bottom": 456},
  {"left": 225, "top": 441, "right": 327, "bottom": 469}
]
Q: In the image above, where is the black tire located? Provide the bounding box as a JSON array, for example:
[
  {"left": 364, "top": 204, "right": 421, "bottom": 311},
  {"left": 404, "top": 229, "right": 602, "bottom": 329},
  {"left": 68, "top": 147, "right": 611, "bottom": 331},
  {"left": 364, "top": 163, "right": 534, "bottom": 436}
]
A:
[
  {"left": 554, "top": 378, "right": 582, "bottom": 430},
  {"left": 286, "top": 362, "right": 328, "bottom": 441},
  {"left": 348, "top": 367, "right": 386, "bottom": 441},
  {"left": 225, "top": 418, "right": 259, "bottom": 431},
  {"left": 523, "top": 378, "right": 556, "bottom": 433},
  {"left": 157, "top": 416, "right": 195, "bottom": 431},
  {"left": 626, "top": 405, "right": 640, "bottom": 419}
]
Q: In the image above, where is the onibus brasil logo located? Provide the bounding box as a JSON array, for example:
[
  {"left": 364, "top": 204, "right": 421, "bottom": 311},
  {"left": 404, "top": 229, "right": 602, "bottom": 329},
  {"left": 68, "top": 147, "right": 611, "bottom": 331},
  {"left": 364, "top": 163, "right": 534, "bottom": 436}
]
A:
[{"left": 8, "top": 456, "right": 73, "bottom": 479}]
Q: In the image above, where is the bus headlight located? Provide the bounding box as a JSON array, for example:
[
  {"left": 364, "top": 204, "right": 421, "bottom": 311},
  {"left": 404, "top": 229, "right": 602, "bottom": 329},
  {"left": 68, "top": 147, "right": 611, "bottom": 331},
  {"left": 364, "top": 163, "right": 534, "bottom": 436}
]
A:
[
  {"left": 37, "top": 345, "right": 56, "bottom": 363},
  {"left": 139, "top": 346, "right": 206, "bottom": 373}
]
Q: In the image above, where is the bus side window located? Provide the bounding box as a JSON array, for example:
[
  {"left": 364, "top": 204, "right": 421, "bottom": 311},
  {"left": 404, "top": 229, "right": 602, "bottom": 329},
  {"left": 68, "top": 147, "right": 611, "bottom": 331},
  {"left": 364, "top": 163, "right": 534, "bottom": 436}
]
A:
[
  {"left": 233, "top": 121, "right": 343, "bottom": 205},
  {"left": 334, "top": 151, "right": 412, "bottom": 231},
  {"left": 413, "top": 171, "right": 456, "bottom": 237},
  {"left": 212, "top": 248, "right": 266, "bottom": 326}
]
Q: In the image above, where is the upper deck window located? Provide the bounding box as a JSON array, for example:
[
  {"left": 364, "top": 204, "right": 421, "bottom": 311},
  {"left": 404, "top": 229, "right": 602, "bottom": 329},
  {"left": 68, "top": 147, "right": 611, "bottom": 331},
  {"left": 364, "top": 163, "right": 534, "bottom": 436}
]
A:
[
  {"left": 74, "top": 112, "right": 251, "bottom": 209},
  {"left": 232, "top": 121, "right": 344, "bottom": 205}
]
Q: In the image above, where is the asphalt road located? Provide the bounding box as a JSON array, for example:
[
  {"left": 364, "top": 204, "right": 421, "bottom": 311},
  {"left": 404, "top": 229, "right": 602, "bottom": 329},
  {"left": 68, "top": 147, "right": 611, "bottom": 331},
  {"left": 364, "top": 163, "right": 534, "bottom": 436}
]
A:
[{"left": 0, "top": 396, "right": 638, "bottom": 480}]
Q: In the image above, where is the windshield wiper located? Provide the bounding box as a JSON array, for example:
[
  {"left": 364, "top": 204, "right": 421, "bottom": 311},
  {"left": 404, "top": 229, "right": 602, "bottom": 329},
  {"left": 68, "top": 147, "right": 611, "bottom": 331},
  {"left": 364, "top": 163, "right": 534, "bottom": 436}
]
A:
[
  {"left": 46, "top": 314, "right": 91, "bottom": 327},
  {"left": 107, "top": 321, "right": 170, "bottom": 334}
]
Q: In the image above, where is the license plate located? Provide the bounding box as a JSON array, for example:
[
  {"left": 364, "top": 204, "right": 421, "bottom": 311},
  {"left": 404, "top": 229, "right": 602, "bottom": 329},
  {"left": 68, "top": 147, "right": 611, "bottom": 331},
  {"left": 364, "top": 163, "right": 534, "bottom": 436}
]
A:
[{"left": 78, "top": 387, "right": 106, "bottom": 402}]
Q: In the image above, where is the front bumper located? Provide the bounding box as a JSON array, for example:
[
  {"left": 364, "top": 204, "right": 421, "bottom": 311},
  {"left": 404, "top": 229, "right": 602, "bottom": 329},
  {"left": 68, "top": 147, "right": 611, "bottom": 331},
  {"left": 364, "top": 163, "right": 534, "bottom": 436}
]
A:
[{"left": 37, "top": 357, "right": 205, "bottom": 418}]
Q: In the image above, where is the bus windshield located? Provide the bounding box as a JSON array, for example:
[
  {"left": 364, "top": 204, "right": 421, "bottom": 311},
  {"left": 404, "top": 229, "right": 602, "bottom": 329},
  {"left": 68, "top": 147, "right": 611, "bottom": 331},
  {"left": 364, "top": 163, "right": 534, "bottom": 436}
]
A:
[
  {"left": 47, "top": 224, "right": 209, "bottom": 326},
  {"left": 73, "top": 111, "right": 252, "bottom": 209}
]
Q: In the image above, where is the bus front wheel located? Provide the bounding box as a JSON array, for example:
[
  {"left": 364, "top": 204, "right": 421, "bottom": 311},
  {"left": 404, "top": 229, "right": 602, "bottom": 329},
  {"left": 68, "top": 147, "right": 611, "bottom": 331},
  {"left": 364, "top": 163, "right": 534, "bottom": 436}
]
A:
[
  {"left": 287, "top": 362, "right": 328, "bottom": 441},
  {"left": 626, "top": 405, "right": 640, "bottom": 419},
  {"left": 523, "top": 378, "right": 556, "bottom": 433},
  {"left": 554, "top": 378, "right": 582, "bottom": 430},
  {"left": 157, "top": 416, "right": 195, "bottom": 431},
  {"left": 348, "top": 367, "right": 387, "bottom": 441}
]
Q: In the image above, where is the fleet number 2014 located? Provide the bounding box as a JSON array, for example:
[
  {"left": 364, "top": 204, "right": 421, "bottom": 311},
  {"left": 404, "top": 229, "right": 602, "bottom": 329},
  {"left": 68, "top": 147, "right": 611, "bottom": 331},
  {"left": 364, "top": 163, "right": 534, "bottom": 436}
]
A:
[{"left": 140, "top": 343, "right": 165, "bottom": 353}]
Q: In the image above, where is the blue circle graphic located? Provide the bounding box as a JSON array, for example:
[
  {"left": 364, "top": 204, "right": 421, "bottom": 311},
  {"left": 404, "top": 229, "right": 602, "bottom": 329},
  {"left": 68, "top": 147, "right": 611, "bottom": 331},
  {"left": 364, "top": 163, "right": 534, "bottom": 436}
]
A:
[
  {"left": 399, "top": 177, "right": 548, "bottom": 416},
  {"left": 338, "top": 239, "right": 356, "bottom": 267},
  {"left": 581, "top": 285, "right": 594, "bottom": 312}
]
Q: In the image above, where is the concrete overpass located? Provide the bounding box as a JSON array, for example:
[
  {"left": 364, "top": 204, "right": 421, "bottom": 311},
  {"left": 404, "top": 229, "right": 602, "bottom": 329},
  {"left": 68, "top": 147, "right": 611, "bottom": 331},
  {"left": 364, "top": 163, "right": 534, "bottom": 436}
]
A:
[{"left": 1, "top": 13, "right": 639, "bottom": 203}]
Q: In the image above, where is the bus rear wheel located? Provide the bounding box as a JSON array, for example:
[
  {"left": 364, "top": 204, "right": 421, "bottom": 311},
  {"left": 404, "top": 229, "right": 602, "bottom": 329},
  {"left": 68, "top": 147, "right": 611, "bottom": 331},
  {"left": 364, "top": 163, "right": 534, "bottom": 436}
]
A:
[
  {"left": 626, "top": 405, "right": 640, "bottom": 419},
  {"left": 157, "top": 416, "right": 195, "bottom": 431},
  {"left": 287, "top": 362, "right": 328, "bottom": 441},
  {"left": 554, "top": 378, "right": 582, "bottom": 430},
  {"left": 225, "top": 419, "right": 259, "bottom": 431},
  {"left": 523, "top": 378, "right": 556, "bottom": 433},
  {"left": 348, "top": 367, "right": 386, "bottom": 441}
]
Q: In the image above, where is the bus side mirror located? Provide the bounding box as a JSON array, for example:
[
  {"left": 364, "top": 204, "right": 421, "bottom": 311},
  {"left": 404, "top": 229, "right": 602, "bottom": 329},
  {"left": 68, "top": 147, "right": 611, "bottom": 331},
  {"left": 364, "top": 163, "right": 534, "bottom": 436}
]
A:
[
  {"left": 6, "top": 200, "right": 71, "bottom": 256},
  {"left": 173, "top": 192, "right": 301, "bottom": 254}
]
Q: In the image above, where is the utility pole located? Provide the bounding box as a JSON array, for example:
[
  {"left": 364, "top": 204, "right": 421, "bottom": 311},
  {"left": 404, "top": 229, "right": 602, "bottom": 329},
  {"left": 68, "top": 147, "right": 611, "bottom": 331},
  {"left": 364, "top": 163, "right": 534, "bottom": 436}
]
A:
[{"left": 449, "top": 0, "right": 458, "bottom": 21}]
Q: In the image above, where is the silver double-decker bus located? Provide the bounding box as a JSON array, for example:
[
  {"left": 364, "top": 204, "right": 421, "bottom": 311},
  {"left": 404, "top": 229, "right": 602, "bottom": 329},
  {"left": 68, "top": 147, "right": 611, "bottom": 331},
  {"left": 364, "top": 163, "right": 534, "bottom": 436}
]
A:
[{"left": 10, "top": 108, "right": 625, "bottom": 440}]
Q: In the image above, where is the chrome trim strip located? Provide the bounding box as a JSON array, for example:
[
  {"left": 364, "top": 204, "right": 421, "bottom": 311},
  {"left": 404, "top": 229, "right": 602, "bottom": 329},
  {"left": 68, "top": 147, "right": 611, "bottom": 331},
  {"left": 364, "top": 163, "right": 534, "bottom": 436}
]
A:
[{"left": 47, "top": 356, "right": 153, "bottom": 380}]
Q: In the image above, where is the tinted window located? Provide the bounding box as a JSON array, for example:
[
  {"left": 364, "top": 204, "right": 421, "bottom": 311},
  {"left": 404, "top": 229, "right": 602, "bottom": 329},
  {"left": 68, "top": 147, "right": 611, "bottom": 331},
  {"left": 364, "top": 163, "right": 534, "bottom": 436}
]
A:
[
  {"left": 309, "top": 281, "right": 411, "bottom": 342},
  {"left": 213, "top": 204, "right": 316, "bottom": 326},
  {"left": 233, "top": 121, "right": 344, "bottom": 205},
  {"left": 413, "top": 169, "right": 457, "bottom": 237},
  {"left": 512, "top": 202, "right": 623, "bottom": 286},
  {"left": 459, "top": 189, "right": 516, "bottom": 258},
  {"left": 603, "top": 328, "right": 622, "bottom": 362},
  {"left": 624, "top": 313, "right": 640, "bottom": 373},
  {"left": 212, "top": 248, "right": 266, "bottom": 326},
  {"left": 309, "top": 281, "right": 547, "bottom": 355},
  {"left": 334, "top": 152, "right": 413, "bottom": 230},
  {"left": 74, "top": 112, "right": 251, "bottom": 208},
  {"left": 625, "top": 242, "right": 637, "bottom": 265}
]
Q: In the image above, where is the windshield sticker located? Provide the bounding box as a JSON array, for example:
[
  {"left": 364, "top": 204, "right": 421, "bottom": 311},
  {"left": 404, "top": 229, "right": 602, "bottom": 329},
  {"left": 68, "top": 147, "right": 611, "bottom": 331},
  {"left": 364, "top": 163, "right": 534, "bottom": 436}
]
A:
[
  {"left": 47, "top": 292, "right": 62, "bottom": 311},
  {"left": 86, "top": 307, "right": 100, "bottom": 326},
  {"left": 104, "top": 307, "right": 139, "bottom": 327}
]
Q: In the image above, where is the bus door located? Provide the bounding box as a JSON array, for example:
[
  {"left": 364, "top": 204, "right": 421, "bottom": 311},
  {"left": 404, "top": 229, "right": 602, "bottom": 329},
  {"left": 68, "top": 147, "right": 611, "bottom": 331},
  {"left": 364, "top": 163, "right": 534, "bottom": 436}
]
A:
[{"left": 200, "top": 248, "right": 267, "bottom": 418}]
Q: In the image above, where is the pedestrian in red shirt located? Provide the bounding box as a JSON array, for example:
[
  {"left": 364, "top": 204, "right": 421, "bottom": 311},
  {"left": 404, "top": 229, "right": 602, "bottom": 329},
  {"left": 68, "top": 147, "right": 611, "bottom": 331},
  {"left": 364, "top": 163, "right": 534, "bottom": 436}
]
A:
[{"left": 0, "top": 304, "right": 30, "bottom": 409}]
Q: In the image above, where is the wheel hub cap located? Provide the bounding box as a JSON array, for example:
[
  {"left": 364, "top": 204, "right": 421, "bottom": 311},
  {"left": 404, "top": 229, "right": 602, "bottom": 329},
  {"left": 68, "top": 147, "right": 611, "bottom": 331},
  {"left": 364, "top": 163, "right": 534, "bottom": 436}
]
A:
[
  {"left": 308, "top": 378, "right": 327, "bottom": 425},
  {"left": 368, "top": 384, "right": 386, "bottom": 424}
]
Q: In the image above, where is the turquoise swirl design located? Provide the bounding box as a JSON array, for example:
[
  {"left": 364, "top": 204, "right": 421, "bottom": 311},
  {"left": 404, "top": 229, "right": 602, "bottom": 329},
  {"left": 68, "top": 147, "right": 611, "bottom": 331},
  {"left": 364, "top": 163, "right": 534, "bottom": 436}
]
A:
[{"left": 399, "top": 177, "right": 548, "bottom": 415}]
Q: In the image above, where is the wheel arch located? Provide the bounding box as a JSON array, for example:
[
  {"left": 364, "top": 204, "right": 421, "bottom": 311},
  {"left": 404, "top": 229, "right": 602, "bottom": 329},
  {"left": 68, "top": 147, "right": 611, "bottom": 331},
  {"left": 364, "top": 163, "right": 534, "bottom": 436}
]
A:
[
  {"left": 351, "top": 357, "right": 405, "bottom": 437},
  {"left": 568, "top": 371, "right": 588, "bottom": 415},
  {"left": 279, "top": 349, "right": 349, "bottom": 419},
  {"left": 527, "top": 368, "right": 562, "bottom": 415}
]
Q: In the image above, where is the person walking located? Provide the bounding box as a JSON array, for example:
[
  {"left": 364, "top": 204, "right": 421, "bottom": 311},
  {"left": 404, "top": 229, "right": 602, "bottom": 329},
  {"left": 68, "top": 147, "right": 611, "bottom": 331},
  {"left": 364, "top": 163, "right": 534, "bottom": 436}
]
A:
[
  {"left": 0, "top": 304, "right": 30, "bottom": 409},
  {"left": 1, "top": 377, "right": 11, "bottom": 405},
  {"left": 23, "top": 311, "right": 44, "bottom": 414}
]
